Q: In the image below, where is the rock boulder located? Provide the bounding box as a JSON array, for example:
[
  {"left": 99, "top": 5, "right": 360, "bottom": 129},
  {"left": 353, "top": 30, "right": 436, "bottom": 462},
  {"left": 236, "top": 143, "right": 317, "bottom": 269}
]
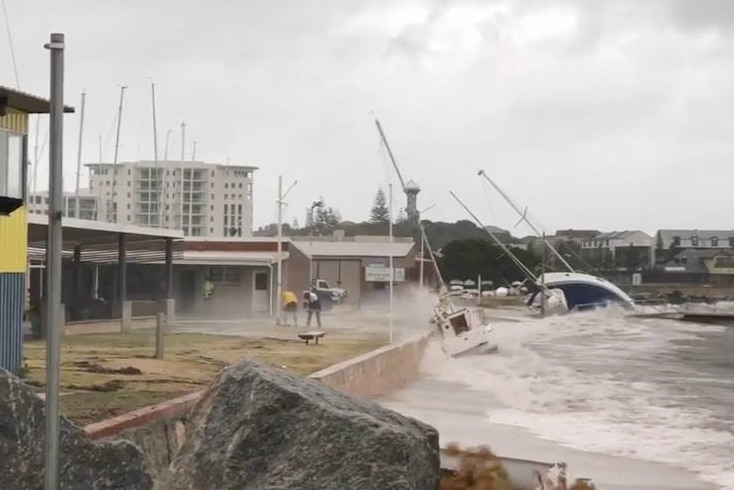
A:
[
  {"left": 168, "top": 359, "right": 440, "bottom": 490},
  {"left": 0, "top": 368, "right": 153, "bottom": 490}
]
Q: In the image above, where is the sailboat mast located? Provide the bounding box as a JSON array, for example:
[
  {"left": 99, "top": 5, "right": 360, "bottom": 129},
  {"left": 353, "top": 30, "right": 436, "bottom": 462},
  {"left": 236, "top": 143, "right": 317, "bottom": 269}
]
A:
[
  {"left": 419, "top": 220, "right": 445, "bottom": 289},
  {"left": 478, "top": 170, "right": 575, "bottom": 273},
  {"left": 374, "top": 118, "right": 407, "bottom": 191},
  {"left": 164, "top": 129, "right": 171, "bottom": 161},
  {"left": 111, "top": 85, "right": 127, "bottom": 222},
  {"left": 540, "top": 232, "right": 547, "bottom": 316},
  {"left": 151, "top": 82, "right": 161, "bottom": 228},
  {"left": 450, "top": 190, "right": 538, "bottom": 283},
  {"left": 180, "top": 122, "right": 186, "bottom": 161},
  {"left": 74, "top": 91, "right": 86, "bottom": 215}
]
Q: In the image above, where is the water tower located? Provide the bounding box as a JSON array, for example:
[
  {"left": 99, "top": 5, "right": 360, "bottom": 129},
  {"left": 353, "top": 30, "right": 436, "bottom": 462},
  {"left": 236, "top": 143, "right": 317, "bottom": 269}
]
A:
[{"left": 404, "top": 179, "right": 420, "bottom": 223}]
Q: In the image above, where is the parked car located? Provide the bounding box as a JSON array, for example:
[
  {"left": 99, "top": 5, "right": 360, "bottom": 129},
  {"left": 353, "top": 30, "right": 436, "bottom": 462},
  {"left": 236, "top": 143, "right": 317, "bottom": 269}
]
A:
[{"left": 312, "top": 279, "right": 348, "bottom": 304}]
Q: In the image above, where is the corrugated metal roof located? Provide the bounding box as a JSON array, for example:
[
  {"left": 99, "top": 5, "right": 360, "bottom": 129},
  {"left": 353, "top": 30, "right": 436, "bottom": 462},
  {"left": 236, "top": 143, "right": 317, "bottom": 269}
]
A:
[
  {"left": 291, "top": 240, "right": 414, "bottom": 258},
  {"left": 26, "top": 215, "right": 184, "bottom": 264},
  {"left": 0, "top": 85, "right": 75, "bottom": 114},
  {"left": 179, "top": 250, "right": 287, "bottom": 265}
]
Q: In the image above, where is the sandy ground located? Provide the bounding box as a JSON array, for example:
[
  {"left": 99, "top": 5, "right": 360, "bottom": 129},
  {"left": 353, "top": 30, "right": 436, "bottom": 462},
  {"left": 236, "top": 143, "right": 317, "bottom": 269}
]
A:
[{"left": 23, "top": 307, "right": 397, "bottom": 425}]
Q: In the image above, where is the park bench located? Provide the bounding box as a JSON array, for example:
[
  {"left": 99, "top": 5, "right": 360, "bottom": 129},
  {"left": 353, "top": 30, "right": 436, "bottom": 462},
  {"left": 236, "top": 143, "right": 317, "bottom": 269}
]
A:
[{"left": 298, "top": 330, "right": 326, "bottom": 346}]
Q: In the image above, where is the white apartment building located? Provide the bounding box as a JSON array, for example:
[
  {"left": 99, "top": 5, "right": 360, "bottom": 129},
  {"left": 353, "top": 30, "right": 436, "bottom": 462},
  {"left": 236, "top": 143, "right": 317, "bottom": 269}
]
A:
[
  {"left": 83, "top": 160, "right": 257, "bottom": 237},
  {"left": 27, "top": 191, "right": 107, "bottom": 220}
]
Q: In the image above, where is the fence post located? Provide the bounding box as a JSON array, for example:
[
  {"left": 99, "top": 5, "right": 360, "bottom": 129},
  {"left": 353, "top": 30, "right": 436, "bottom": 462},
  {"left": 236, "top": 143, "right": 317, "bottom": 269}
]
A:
[{"left": 155, "top": 312, "right": 166, "bottom": 359}]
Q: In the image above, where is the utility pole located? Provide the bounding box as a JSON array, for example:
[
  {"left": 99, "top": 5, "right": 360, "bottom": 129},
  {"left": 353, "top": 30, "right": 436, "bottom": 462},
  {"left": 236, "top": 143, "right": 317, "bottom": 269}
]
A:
[
  {"left": 276, "top": 176, "right": 297, "bottom": 325},
  {"left": 43, "top": 32, "right": 65, "bottom": 490},
  {"left": 388, "top": 183, "right": 394, "bottom": 342},
  {"left": 192, "top": 140, "right": 197, "bottom": 161}
]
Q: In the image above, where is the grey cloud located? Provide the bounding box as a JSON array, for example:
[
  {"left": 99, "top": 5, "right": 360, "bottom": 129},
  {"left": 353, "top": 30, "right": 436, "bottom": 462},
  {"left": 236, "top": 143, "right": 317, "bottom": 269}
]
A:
[{"left": 2, "top": 0, "right": 734, "bottom": 233}]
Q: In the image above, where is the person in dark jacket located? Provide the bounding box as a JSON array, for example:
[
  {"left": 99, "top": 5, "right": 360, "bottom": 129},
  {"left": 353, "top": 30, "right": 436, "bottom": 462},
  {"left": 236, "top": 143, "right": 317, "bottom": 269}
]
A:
[{"left": 303, "top": 286, "right": 322, "bottom": 328}]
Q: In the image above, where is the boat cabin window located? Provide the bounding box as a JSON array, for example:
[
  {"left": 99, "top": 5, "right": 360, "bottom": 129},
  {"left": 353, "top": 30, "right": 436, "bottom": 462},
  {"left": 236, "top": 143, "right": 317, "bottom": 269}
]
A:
[{"left": 448, "top": 312, "right": 470, "bottom": 335}]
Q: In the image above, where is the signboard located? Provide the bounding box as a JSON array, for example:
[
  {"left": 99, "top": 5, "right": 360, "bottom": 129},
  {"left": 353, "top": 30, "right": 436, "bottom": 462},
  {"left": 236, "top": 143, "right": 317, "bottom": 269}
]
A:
[
  {"left": 632, "top": 273, "right": 642, "bottom": 286},
  {"left": 365, "top": 266, "right": 405, "bottom": 282}
]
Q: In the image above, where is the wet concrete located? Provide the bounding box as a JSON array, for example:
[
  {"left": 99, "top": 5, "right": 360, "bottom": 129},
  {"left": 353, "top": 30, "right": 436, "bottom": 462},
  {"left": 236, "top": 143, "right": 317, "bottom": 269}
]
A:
[{"left": 378, "top": 378, "right": 715, "bottom": 490}]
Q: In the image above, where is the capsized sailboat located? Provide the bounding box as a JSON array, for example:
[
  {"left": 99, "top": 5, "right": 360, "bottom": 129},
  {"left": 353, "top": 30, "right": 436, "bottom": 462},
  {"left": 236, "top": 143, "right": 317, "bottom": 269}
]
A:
[
  {"left": 477, "top": 170, "right": 636, "bottom": 312},
  {"left": 431, "top": 290, "right": 499, "bottom": 357},
  {"left": 374, "top": 118, "right": 498, "bottom": 357}
]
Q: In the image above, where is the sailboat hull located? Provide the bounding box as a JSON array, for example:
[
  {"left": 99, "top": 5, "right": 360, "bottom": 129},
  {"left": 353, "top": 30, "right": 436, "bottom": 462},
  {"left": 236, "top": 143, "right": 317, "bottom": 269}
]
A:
[{"left": 534, "top": 272, "right": 635, "bottom": 311}]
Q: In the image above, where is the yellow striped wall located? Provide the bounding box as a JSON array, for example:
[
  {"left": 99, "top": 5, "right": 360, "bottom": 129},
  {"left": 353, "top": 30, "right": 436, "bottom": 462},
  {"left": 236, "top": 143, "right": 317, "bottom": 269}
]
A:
[
  {"left": 0, "top": 107, "right": 29, "bottom": 133},
  {"left": 0, "top": 206, "right": 28, "bottom": 273}
]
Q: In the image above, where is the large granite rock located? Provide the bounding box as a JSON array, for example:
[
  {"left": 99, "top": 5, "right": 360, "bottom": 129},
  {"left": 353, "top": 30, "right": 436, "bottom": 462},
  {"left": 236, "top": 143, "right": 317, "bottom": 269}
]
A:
[
  {"left": 0, "top": 368, "right": 153, "bottom": 490},
  {"left": 167, "top": 359, "right": 440, "bottom": 490}
]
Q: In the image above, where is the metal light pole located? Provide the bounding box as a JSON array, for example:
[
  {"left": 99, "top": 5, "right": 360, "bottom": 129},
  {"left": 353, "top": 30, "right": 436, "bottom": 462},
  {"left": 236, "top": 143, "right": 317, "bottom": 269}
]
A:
[
  {"left": 43, "top": 32, "right": 65, "bottom": 490},
  {"left": 276, "top": 176, "right": 297, "bottom": 325},
  {"left": 388, "top": 183, "right": 394, "bottom": 343}
]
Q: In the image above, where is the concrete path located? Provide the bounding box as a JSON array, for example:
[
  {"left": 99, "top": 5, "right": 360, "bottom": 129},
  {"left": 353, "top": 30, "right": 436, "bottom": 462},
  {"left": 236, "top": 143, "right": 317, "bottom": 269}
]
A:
[
  {"left": 171, "top": 306, "right": 431, "bottom": 340},
  {"left": 378, "top": 378, "right": 714, "bottom": 490}
]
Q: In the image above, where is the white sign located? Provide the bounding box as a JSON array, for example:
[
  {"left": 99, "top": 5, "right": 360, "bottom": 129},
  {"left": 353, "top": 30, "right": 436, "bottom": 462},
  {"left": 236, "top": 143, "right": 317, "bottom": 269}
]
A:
[
  {"left": 632, "top": 273, "right": 642, "bottom": 286},
  {"left": 365, "top": 266, "right": 405, "bottom": 282}
]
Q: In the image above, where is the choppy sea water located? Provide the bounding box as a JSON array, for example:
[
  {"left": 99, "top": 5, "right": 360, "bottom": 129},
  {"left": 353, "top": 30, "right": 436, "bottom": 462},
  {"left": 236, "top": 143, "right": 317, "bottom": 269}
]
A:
[{"left": 426, "top": 306, "right": 734, "bottom": 489}]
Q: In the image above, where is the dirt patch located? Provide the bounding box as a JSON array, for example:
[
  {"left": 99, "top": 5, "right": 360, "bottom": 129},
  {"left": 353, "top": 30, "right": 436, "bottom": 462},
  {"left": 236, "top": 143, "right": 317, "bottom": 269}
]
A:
[
  {"left": 72, "top": 361, "right": 143, "bottom": 375},
  {"left": 24, "top": 328, "right": 386, "bottom": 426}
]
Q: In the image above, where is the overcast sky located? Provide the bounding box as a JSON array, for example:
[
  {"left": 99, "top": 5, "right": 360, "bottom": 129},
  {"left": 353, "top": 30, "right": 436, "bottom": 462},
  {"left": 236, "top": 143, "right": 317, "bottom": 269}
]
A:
[{"left": 2, "top": 0, "right": 733, "bottom": 235}]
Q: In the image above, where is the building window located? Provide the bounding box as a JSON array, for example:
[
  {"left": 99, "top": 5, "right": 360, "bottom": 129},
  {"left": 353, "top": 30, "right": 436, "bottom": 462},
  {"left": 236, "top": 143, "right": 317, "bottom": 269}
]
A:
[
  {"left": 254, "top": 272, "right": 268, "bottom": 291},
  {"left": 672, "top": 236, "right": 681, "bottom": 247},
  {"left": 712, "top": 237, "right": 719, "bottom": 247},
  {"left": 692, "top": 236, "right": 699, "bottom": 247},
  {"left": 224, "top": 183, "right": 228, "bottom": 189},
  {"left": 210, "top": 266, "right": 240, "bottom": 285},
  {"left": 714, "top": 256, "right": 734, "bottom": 268}
]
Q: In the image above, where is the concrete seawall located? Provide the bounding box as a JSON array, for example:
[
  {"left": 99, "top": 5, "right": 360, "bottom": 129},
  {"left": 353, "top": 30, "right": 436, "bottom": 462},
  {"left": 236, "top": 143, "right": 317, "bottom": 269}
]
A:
[{"left": 84, "top": 332, "right": 432, "bottom": 477}]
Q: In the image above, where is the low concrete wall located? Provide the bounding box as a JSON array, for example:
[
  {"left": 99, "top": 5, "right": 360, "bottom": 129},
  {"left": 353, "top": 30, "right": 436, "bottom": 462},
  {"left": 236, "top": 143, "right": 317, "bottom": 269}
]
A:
[
  {"left": 307, "top": 333, "right": 431, "bottom": 399},
  {"left": 84, "top": 332, "right": 433, "bottom": 476}
]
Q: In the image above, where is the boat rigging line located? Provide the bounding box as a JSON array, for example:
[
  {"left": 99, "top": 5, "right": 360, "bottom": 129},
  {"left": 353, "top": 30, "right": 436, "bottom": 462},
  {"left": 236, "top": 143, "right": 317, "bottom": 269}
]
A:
[
  {"left": 478, "top": 169, "right": 575, "bottom": 273},
  {"left": 1, "top": 0, "right": 20, "bottom": 88},
  {"left": 449, "top": 190, "right": 538, "bottom": 283}
]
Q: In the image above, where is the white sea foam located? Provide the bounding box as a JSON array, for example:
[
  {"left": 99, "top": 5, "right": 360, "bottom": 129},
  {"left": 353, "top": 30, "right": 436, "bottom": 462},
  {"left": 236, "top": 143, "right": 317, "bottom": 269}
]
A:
[{"left": 422, "top": 308, "right": 734, "bottom": 489}]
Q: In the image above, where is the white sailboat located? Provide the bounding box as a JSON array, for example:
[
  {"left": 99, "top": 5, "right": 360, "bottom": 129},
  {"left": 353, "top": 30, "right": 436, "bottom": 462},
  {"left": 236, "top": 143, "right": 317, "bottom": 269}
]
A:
[
  {"left": 431, "top": 290, "right": 498, "bottom": 357},
  {"left": 374, "top": 119, "right": 498, "bottom": 357}
]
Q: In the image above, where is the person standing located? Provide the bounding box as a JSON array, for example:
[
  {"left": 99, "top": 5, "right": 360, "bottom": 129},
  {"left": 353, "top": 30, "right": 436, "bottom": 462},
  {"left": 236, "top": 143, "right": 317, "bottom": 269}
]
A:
[
  {"left": 281, "top": 290, "right": 298, "bottom": 327},
  {"left": 304, "top": 286, "right": 322, "bottom": 328}
]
